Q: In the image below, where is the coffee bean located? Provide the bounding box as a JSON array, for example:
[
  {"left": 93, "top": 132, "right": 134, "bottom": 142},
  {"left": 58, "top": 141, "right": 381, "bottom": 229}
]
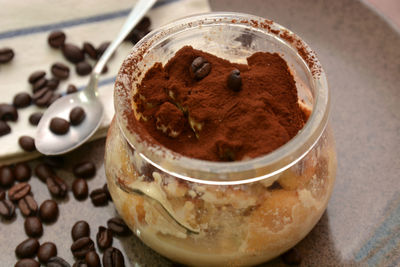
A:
[
  {"left": 39, "top": 199, "right": 59, "bottom": 222},
  {"left": 101, "top": 65, "right": 108, "bottom": 74},
  {"left": 24, "top": 216, "right": 43, "bottom": 237},
  {"left": 38, "top": 242, "right": 57, "bottom": 263},
  {"left": 0, "top": 198, "right": 15, "bottom": 219},
  {"left": 35, "top": 163, "right": 56, "bottom": 182},
  {"left": 51, "top": 62, "right": 70, "bottom": 80},
  {"left": 43, "top": 156, "right": 64, "bottom": 169},
  {"left": 15, "top": 258, "right": 40, "bottom": 267},
  {"left": 49, "top": 117, "right": 70, "bottom": 135},
  {"left": 48, "top": 93, "right": 62, "bottom": 106},
  {"left": 85, "top": 251, "right": 101, "bottom": 267},
  {"left": 103, "top": 183, "right": 112, "bottom": 201},
  {"left": 14, "top": 162, "right": 32, "bottom": 182},
  {"left": 69, "top": 107, "right": 86, "bottom": 126},
  {"left": 46, "top": 176, "right": 68, "bottom": 198},
  {"left": 32, "top": 87, "right": 50, "bottom": 102},
  {"left": 82, "top": 42, "right": 97, "bottom": 60},
  {"left": 0, "top": 103, "right": 18, "bottom": 121},
  {"left": 34, "top": 89, "right": 53, "bottom": 107},
  {"left": 73, "top": 161, "right": 96, "bottom": 178},
  {"left": 28, "top": 71, "right": 46, "bottom": 84},
  {"left": 18, "top": 136, "right": 36, "bottom": 152},
  {"left": 67, "top": 84, "right": 78, "bottom": 94},
  {"left": 126, "top": 29, "right": 147, "bottom": 45},
  {"left": 135, "top": 16, "right": 151, "bottom": 32},
  {"left": 281, "top": 248, "right": 302, "bottom": 265},
  {"left": 190, "top": 57, "right": 211, "bottom": 80},
  {"left": 96, "top": 226, "right": 113, "bottom": 250},
  {"left": 227, "top": 69, "right": 242, "bottom": 92},
  {"left": 18, "top": 194, "right": 38, "bottom": 217},
  {"left": 72, "top": 260, "right": 87, "bottom": 267},
  {"left": 90, "top": 188, "right": 108, "bottom": 206},
  {"left": 71, "top": 237, "right": 94, "bottom": 259},
  {"left": 0, "top": 165, "right": 14, "bottom": 187},
  {"left": 8, "top": 182, "right": 31, "bottom": 201},
  {"left": 0, "top": 120, "right": 11, "bottom": 136},
  {"left": 107, "top": 217, "right": 130, "bottom": 236},
  {"left": 0, "top": 190, "right": 4, "bottom": 200},
  {"left": 0, "top": 47, "right": 14, "bottom": 63},
  {"left": 32, "top": 77, "right": 48, "bottom": 93},
  {"left": 96, "top": 42, "right": 110, "bottom": 59},
  {"left": 47, "top": 77, "right": 60, "bottom": 90},
  {"left": 102, "top": 247, "right": 125, "bottom": 267},
  {"left": 62, "top": 43, "right": 84, "bottom": 63},
  {"left": 76, "top": 61, "right": 92, "bottom": 76},
  {"left": 15, "top": 237, "right": 40, "bottom": 258},
  {"left": 48, "top": 256, "right": 71, "bottom": 267},
  {"left": 71, "top": 220, "right": 90, "bottom": 241},
  {"left": 13, "top": 92, "right": 32, "bottom": 108},
  {"left": 48, "top": 31, "right": 66, "bottom": 48},
  {"left": 72, "top": 179, "right": 88, "bottom": 200}
]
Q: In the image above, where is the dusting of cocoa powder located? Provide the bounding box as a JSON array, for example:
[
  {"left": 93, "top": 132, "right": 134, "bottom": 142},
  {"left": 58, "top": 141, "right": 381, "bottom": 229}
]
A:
[{"left": 133, "top": 46, "right": 306, "bottom": 161}]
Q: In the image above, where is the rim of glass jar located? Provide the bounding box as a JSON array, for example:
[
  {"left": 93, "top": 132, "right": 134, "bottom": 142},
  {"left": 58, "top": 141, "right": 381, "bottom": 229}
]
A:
[{"left": 114, "top": 12, "right": 330, "bottom": 185}]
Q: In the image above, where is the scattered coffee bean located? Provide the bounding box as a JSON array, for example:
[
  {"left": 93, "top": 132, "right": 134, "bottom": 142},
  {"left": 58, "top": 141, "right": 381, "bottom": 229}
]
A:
[
  {"left": 46, "top": 176, "right": 68, "bottom": 198},
  {"left": 32, "top": 77, "right": 48, "bottom": 93},
  {"left": 190, "top": 56, "right": 211, "bottom": 80},
  {"left": 43, "top": 156, "right": 64, "bottom": 169},
  {"left": 82, "top": 42, "right": 97, "bottom": 60},
  {"left": 39, "top": 199, "right": 59, "bottom": 222},
  {"left": 71, "top": 237, "right": 95, "bottom": 259},
  {"left": 15, "top": 258, "right": 40, "bottom": 267},
  {"left": 48, "top": 93, "right": 62, "bottom": 106},
  {"left": 0, "top": 47, "right": 14, "bottom": 63},
  {"left": 51, "top": 62, "right": 70, "bottom": 80},
  {"left": 48, "top": 31, "right": 66, "bottom": 48},
  {"left": 24, "top": 216, "right": 43, "bottom": 237},
  {"left": 72, "top": 260, "right": 87, "bottom": 267},
  {"left": 13, "top": 92, "right": 32, "bottom": 108},
  {"left": 8, "top": 182, "right": 31, "bottom": 201},
  {"left": 107, "top": 217, "right": 130, "bottom": 236},
  {"left": 32, "top": 87, "right": 49, "bottom": 102},
  {"left": 72, "top": 178, "right": 88, "bottom": 200},
  {"left": 103, "top": 183, "right": 112, "bottom": 201},
  {"left": 101, "top": 65, "right": 108, "bottom": 74},
  {"left": 38, "top": 242, "right": 57, "bottom": 263},
  {"left": 18, "top": 195, "right": 38, "bottom": 217},
  {"left": 96, "top": 226, "right": 113, "bottom": 250},
  {"left": 0, "top": 198, "right": 15, "bottom": 219},
  {"left": 50, "top": 117, "right": 70, "bottom": 135},
  {"left": 85, "top": 251, "right": 101, "bottom": 267},
  {"left": 73, "top": 161, "right": 95, "bottom": 178},
  {"left": 90, "top": 188, "right": 108, "bottom": 206},
  {"left": 135, "top": 16, "right": 151, "bottom": 32},
  {"left": 0, "top": 165, "right": 15, "bottom": 187},
  {"left": 227, "top": 69, "right": 242, "bottom": 92},
  {"left": 47, "top": 77, "right": 60, "bottom": 90},
  {"left": 96, "top": 41, "right": 111, "bottom": 59},
  {"left": 18, "top": 136, "right": 36, "bottom": 152},
  {"left": 71, "top": 220, "right": 90, "bottom": 241},
  {"left": 15, "top": 237, "right": 40, "bottom": 258},
  {"left": 34, "top": 163, "right": 56, "bottom": 183},
  {"left": 67, "top": 84, "right": 78, "bottom": 94},
  {"left": 0, "top": 190, "right": 4, "bottom": 200},
  {"left": 69, "top": 107, "right": 86, "bottom": 126},
  {"left": 62, "top": 43, "right": 84, "bottom": 63},
  {"left": 0, "top": 120, "right": 11, "bottom": 136},
  {"left": 14, "top": 162, "right": 31, "bottom": 182},
  {"left": 0, "top": 103, "right": 18, "bottom": 121},
  {"left": 126, "top": 29, "right": 147, "bottom": 44},
  {"left": 76, "top": 61, "right": 92, "bottom": 76},
  {"left": 102, "top": 247, "right": 125, "bottom": 267},
  {"left": 48, "top": 256, "right": 71, "bottom": 267},
  {"left": 28, "top": 71, "right": 46, "bottom": 84},
  {"left": 34, "top": 89, "right": 53, "bottom": 107}
]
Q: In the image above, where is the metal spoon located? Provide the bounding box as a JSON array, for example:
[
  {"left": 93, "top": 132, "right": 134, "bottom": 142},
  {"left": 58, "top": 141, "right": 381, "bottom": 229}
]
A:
[{"left": 35, "top": 0, "right": 157, "bottom": 155}]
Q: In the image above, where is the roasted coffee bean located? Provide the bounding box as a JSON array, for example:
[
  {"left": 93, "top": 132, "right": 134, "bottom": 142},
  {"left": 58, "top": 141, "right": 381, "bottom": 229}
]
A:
[
  {"left": 71, "top": 220, "right": 90, "bottom": 241},
  {"left": 0, "top": 47, "right": 14, "bottom": 63},
  {"left": 67, "top": 84, "right": 78, "bottom": 94},
  {"left": 48, "top": 256, "right": 71, "bottom": 267},
  {"left": 47, "top": 77, "right": 60, "bottom": 90},
  {"left": 32, "top": 87, "right": 50, "bottom": 102},
  {"left": 39, "top": 199, "right": 59, "bottom": 222},
  {"left": 0, "top": 120, "right": 11, "bottom": 136},
  {"left": 76, "top": 61, "right": 92, "bottom": 76},
  {"left": 69, "top": 107, "right": 86, "bottom": 126},
  {"left": 0, "top": 198, "right": 15, "bottom": 219},
  {"left": 43, "top": 156, "right": 64, "bottom": 169},
  {"left": 51, "top": 62, "right": 70, "bottom": 80},
  {"left": 190, "top": 57, "right": 211, "bottom": 80},
  {"left": 34, "top": 89, "right": 53, "bottom": 107},
  {"left": 50, "top": 117, "right": 70, "bottom": 135},
  {"left": 90, "top": 188, "right": 108, "bottom": 206},
  {"left": 24, "top": 216, "right": 43, "bottom": 237},
  {"left": 107, "top": 217, "right": 130, "bottom": 236},
  {"left": 0, "top": 190, "right": 4, "bottom": 200},
  {"left": 103, "top": 183, "right": 112, "bottom": 201},
  {"left": 71, "top": 237, "right": 95, "bottom": 259},
  {"left": 18, "top": 195, "right": 38, "bottom": 217},
  {"left": 8, "top": 182, "right": 31, "bottom": 201},
  {"left": 48, "top": 31, "right": 66, "bottom": 48},
  {"left": 73, "top": 161, "right": 95, "bottom": 178},
  {"left": 13, "top": 92, "right": 32, "bottom": 108},
  {"left": 14, "top": 162, "right": 31, "bottom": 182},
  {"left": 62, "top": 43, "right": 84, "bottom": 63},
  {"left": 15, "top": 258, "right": 40, "bottom": 267},
  {"left": 227, "top": 69, "right": 242, "bottom": 92},
  {"left": 96, "top": 41, "right": 111, "bottom": 58},
  {"left": 281, "top": 248, "right": 302, "bottom": 265},
  {"left": 32, "top": 77, "right": 48, "bottom": 93},
  {"left": 72, "top": 179, "right": 88, "bottom": 200},
  {"left": 18, "top": 136, "right": 36, "bottom": 152},
  {"left": 102, "top": 247, "right": 125, "bottom": 267},
  {"left": 28, "top": 71, "right": 46, "bottom": 84},
  {"left": 135, "top": 16, "right": 151, "bottom": 32},
  {"left": 46, "top": 176, "right": 68, "bottom": 198},
  {"left": 126, "top": 29, "right": 147, "bottom": 44},
  {"left": 35, "top": 163, "right": 56, "bottom": 182},
  {"left": 82, "top": 42, "right": 97, "bottom": 60},
  {"left": 101, "top": 65, "right": 108, "bottom": 74},
  {"left": 15, "top": 237, "right": 40, "bottom": 258},
  {"left": 86, "top": 251, "right": 101, "bottom": 267},
  {"left": 48, "top": 93, "right": 62, "bottom": 106},
  {"left": 38, "top": 242, "right": 57, "bottom": 263},
  {"left": 96, "top": 226, "right": 113, "bottom": 250},
  {"left": 72, "top": 260, "right": 87, "bottom": 267},
  {"left": 0, "top": 103, "right": 18, "bottom": 121},
  {"left": 0, "top": 165, "right": 14, "bottom": 187}
]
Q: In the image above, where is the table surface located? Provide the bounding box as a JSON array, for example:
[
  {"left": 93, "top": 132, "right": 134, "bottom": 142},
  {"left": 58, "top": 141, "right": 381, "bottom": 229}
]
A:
[{"left": 1, "top": 0, "right": 399, "bottom": 266}]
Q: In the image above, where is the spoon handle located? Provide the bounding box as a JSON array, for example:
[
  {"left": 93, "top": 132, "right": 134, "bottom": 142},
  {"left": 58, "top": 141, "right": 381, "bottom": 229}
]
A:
[{"left": 93, "top": 0, "right": 157, "bottom": 75}]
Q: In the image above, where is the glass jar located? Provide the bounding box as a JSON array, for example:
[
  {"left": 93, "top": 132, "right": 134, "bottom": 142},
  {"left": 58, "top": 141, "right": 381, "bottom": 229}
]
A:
[{"left": 105, "top": 12, "right": 336, "bottom": 267}]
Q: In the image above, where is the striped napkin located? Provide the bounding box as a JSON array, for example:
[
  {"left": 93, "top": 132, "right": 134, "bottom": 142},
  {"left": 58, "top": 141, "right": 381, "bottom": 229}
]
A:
[{"left": 0, "top": 0, "right": 210, "bottom": 164}]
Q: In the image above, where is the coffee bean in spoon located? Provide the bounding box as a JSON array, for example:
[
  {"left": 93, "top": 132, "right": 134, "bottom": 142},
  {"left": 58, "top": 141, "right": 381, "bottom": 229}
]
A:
[
  {"left": 13, "top": 92, "right": 32, "bottom": 108},
  {"left": 0, "top": 103, "right": 18, "bottom": 121},
  {"left": 48, "top": 31, "right": 66, "bottom": 48},
  {"left": 0, "top": 120, "right": 11, "bottom": 136},
  {"left": 28, "top": 70, "right": 46, "bottom": 84},
  {"left": 18, "top": 136, "right": 36, "bottom": 152},
  {"left": 70, "top": 107, "right": 86, "bottom": 126},
  {"left": 0, "top": 47, "right": 14, "bottom": 63},
  {"left": 51, "top": 62, "right": 70, "bottom": 80},
  {"left": 62, "top": 43, "right": 84, "bottom": 63},
  {"left": 39, "top": 199, "right": 59, "bottom": 223},
  {"left": 50, "top": 117, "right": 70, "bottom": 135}
]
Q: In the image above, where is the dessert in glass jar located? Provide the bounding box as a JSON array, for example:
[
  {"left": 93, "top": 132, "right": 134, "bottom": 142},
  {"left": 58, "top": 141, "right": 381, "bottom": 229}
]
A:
[{"left": 105, "top": 12, "right": 336, "bottom": 267}]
